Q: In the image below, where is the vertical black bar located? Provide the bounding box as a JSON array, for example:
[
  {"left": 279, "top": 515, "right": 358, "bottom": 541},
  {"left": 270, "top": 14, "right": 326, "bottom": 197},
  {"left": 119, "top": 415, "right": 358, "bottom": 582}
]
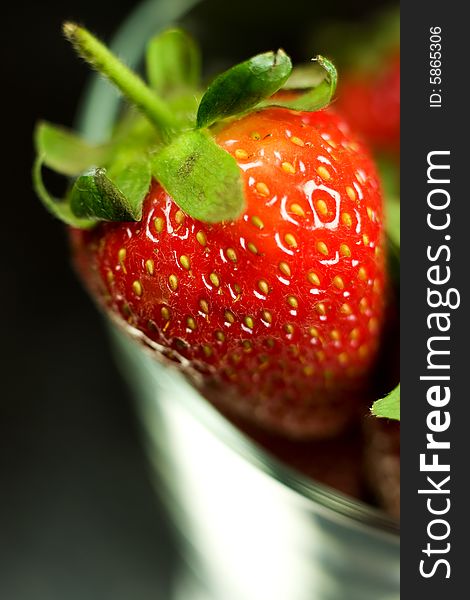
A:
[{"left": 401, "top": 1, "right": 468, "bottom": 597}]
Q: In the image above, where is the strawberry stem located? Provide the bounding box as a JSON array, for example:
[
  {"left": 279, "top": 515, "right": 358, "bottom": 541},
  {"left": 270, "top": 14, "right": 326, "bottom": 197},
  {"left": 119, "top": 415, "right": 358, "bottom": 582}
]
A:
[{"left": 63, "top": 22, "right": 175, "bottom": 141}]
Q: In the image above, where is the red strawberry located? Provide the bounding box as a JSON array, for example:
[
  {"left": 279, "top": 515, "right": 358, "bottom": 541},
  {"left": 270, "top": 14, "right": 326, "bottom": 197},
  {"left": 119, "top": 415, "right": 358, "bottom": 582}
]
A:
[
  {"left": 335, "top": 52, "right": 400, "bottom": 155},
  {"left": 35, "top": 25, "right": 387, "bottom": 439},
  {"left": 72, "top": 105, "right": 386, "bottom": 438}
]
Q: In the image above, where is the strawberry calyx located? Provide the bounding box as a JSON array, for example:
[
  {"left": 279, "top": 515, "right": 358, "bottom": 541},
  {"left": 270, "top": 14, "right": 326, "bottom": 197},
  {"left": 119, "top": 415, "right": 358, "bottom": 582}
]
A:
[
  {"left": 268, "top": 56, "right": 337, "bottom": 112},
  {"left": 196, "top": 49, "right": 292, "bottom": 128},
  {"left": 34, "top": 23, "right": 338, "bottom": 228}
]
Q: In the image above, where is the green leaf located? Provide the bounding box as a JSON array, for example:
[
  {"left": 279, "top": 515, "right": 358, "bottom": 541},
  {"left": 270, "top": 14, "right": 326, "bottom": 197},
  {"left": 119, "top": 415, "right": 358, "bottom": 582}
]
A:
[
  {"left": 377, "top": 154, "right": 400, "bottom": 201},
  {"left": 168, "top": 93, "right": 201, "bottom": 129},
  {"left": 377, "top": 156, "right": 400, "bottom": 277},
  {"left": 108, "top": 157, "right": 152, "bottom": 214},
  {"left": 386, "top": 197, "right": 400, "bottom": 249},
  {"left": 69, "top": 159, "right": 151, "bottom": 222},
  {"left": 33, "top": 156, "right": 95, "bottom": 228},
  {"left": 146, "top": 28, "right": 201, "bottom": 96},
  {"left": 152, "top": 130, "right": 245, "bottom": 222},
  {"left": 35, "top": 121, "right": 109, "bottom": 176},
  {"left": 269, "top": 55, "right": 337, "bottom": 112},
  {"left": 371, "top": 384, "right": 400, "bottom": 421},
  {"left": 282, "top": 63, "right": 328, "bottom": 90},
  {"left": 196, "top": 50, "right": 292, "bottom": 128}
]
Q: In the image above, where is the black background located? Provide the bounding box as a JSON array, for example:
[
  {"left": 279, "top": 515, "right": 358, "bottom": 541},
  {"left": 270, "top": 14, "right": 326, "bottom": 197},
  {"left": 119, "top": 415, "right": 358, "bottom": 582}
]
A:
[
  {"left": 1, "top": 2, "right": 178, "bottom": 599},
  {"left": 1, "top": 1, "right": 398, "bottom": 599}
]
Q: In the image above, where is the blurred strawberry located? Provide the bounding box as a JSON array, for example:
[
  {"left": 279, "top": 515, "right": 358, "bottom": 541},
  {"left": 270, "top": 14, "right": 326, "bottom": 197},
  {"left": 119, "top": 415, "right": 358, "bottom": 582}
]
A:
[
  {"left": 310, "top": 7, "right": 400, "bottom": 156},
  {"left": 336, "top": 52, "right": 400, "bottom": 155}
]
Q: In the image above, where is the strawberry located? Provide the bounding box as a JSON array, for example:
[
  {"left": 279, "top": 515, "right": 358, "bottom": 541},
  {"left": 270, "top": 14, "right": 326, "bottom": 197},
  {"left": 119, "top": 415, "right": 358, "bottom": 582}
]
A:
[
  {"left": 335, "top": 52, "right": 400, "bottom": 155},
  {"left": 35, "top": 25, "right": 387, "bottom": 439}
]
